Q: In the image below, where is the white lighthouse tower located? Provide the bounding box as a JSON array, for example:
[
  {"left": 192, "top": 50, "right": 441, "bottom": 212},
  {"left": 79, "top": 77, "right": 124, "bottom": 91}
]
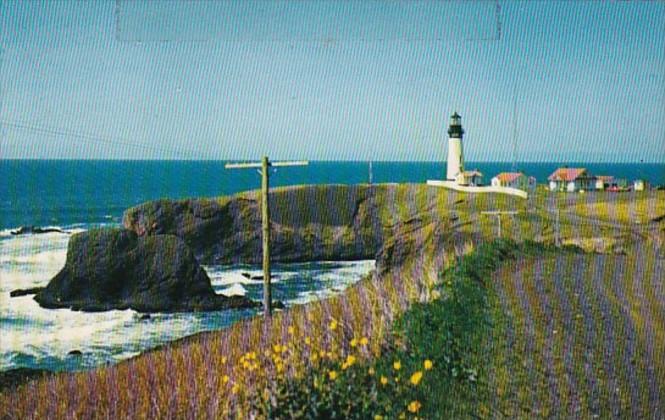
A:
[{"left": 446, "top": 112, "right": 465, "bottom": 182}]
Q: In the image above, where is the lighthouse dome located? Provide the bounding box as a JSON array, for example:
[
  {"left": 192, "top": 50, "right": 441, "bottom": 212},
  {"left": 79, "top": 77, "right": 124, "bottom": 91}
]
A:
[{"left": 448, "top": 112, "right": 464, "bottom": 137}]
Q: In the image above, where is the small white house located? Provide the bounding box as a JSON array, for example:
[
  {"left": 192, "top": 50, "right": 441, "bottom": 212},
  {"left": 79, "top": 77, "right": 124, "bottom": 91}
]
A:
[
  {"left": 491, "top": 172, "right": 536, "bottom": 190},
  {"left": 455, "top": 170, "right": 483, "bottom": 186},
  {"left": 595, "top": 176, "right": 615, "bottom": 190},
  {"left": 548, "top": 167, "right": 596, "bottom": 192},
  {"left": 633, "top": 179, "right": 648, "bottom": 191}
]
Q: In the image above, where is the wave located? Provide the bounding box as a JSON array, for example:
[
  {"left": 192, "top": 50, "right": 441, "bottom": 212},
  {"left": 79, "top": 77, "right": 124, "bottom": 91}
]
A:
[{"left": 1, "top": 232, "right": 374, "bottom": 373}]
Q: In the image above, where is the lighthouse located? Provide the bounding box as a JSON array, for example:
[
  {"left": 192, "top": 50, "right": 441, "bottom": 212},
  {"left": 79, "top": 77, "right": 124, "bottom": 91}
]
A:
[
  {"left": 446, "top": 112, "right": 465, "bottom": 182},
  {"left": 427, "top": 111, "right": 526, "bottom": 198}
]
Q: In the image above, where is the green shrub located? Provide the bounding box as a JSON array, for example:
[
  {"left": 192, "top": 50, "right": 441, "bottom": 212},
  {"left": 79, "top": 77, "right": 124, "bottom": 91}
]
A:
[{"left": 251, "top": 240, "right": 546, "bottom": 419}]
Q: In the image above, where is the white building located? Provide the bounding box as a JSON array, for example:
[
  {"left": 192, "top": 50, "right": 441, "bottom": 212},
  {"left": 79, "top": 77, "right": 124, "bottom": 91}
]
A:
[
  {"left": 633, "top": 179, "right": 647, "bottom": 191},
  {"left": 548, "top": 167, "right": 596, "bottom": 192},
  {"left": 446, "top": 112, "right": 484, "bottom": 186},
  {"left": 446, "top": 112, "right": 464, "bottom": 181},
  {"left": 595, "top": 176, "right": 615, "bottom": 190},
  {"left": 458, "top": 170, "right": 484, "bottom": 186},
  {"left": 491, "top": 172, "right": 536, "bottom": 190}
]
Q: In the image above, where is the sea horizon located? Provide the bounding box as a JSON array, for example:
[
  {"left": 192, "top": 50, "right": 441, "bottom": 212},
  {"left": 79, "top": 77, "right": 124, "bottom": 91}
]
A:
[{"left": 1, "top": 159, "right": 663, "bottom": 230}]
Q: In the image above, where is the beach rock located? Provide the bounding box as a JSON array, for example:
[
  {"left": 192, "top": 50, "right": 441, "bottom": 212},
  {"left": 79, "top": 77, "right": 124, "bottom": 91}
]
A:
[
  {"left": 10, "top": 287, "right": 45, "bottom": 297},
  {"left": 67, "top": 350, "right": 83, "bottom": 356},
  {"left": 0, "top": 368, "right": 51, "bottom": 392},
  {"left": 34, "top": 228, "right": 259, "bottom": 313},
  {"left": 10, "top": 226, "right": 67, "bottom": 235}
]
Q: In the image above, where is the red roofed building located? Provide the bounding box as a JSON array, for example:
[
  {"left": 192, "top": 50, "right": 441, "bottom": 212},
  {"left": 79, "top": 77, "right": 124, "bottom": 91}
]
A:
[
  {"left": 548, "top": 167, "right": 596, "bottom": 192},
  {"left": 491, "top": 172, "right": 536, "bottom": 190}
]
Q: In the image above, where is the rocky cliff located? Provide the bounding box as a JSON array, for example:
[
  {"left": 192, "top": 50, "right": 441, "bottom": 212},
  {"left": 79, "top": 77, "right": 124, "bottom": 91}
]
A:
[{"left": 122, "top": 185, "right": 393, "bottom": 264}]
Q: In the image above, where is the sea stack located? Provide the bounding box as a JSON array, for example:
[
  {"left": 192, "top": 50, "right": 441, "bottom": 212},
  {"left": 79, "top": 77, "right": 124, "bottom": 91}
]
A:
[{"left": 33, "top": 228, "right": 258, "bottom": 312}]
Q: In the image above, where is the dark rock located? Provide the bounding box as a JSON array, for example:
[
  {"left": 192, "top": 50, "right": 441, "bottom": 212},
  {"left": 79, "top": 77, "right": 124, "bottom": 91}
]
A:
[
  {"left": 34, "top": 228, "right": 259, "bottom": 313},
  {"left": 140, "top": 313, "right": 151, "bottom": 320},
  {"left": 11, "top": 226, "right": 67, "bottom": 235},
  {"left": 68, "top": 350, "right": 83, "bottom": 356},
  {"left": 10, "top": 287, "right": 45, "bottom": 297},
  {"left": 0, "top": 368, "right": 51, "bottom": 392},
  {"left": 241, "top": 272, "right": 252, "bottom": 279}
]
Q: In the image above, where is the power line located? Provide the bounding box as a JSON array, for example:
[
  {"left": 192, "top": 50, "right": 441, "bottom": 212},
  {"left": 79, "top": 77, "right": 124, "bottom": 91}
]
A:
[
  {"left": 511, "top": 80, "right": 518, "bottom": 172},
  {"left": 1, "top": 119, "right": 206, "bottom": 159}
]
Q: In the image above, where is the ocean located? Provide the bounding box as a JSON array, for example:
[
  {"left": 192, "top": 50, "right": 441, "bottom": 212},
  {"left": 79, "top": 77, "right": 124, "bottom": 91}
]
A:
[
  {"left": 0, "top": 160, "right": 663, "bottom": 373},
  {"left": 1, "top": 160, "right": 663, "bottom": 230}
]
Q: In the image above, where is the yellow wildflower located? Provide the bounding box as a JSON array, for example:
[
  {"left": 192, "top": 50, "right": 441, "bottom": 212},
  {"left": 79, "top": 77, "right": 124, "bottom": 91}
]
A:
[
  {"left": 424, "top": 359, "right": 433, "bottom": 371},
  {"left": 231, "top": 384, "right": 240, "bottom": 394},
  {"left": 221, "top": 356, "right": 227, "bottom": 364},
  {"left": 222, "top": 375, "right": 229, "bottom": 384},
  {"left": 328, "top": 370, "right": 338, "bottom": 380},
  {"left": 368, "top": 367, "right": 375, "bottom": 376},
  {"left": 393, "top": 361, "right": 401, "bottom": 371},
  {"left": 360, "top": 337, "right": 369, "bottom": 346},
  {"left": 287, "top": 326, "right": 295, "bottom": 335},
  {"left": 329, "top": 319, "right": 338, "bottom": 331},
  {"left": 410, "top": 371, "right": 423, "bottom": 386},
  {"left": 408, "top": 401, "right": 422, "bottom": 413},
  {"left": 350, "top": 338, "right": 358, "bottom": 348},
  {"left": 380, "top": 376, "right": 388, "bottom": 385},
  {"left": 305, "top": 336, "right": 311, "bottom": 345},
  {"left": 374, "top": 415, "right": 384, "bottom": 420},
  {"left": 345, "top": 355, "right": 356, "bottom": 367}
]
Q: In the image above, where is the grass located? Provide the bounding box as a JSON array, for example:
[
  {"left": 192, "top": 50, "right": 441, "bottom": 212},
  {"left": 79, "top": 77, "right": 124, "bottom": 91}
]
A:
[{"left": 2, "top": 184, "right": 663, "bottom": 418}]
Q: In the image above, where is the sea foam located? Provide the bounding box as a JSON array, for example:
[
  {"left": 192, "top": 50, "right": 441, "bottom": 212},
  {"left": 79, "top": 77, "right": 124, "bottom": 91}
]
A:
[{"left": 0, "top": 229, "right": 375, "bottom": 372}]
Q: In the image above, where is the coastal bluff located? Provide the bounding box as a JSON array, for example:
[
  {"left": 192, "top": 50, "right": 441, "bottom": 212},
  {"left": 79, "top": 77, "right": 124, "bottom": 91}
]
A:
[
  {"left": 29, "top": 184, "right": 471, "bottom": 313},
  {"left": 122, "top": 184, "right": 392, "bottom": 264},
  {"left": 121, "top": 184, "right": 486, "bottom": 270},
  {"left": 34, "top": 229, "right": 257, "bottom": 312}
]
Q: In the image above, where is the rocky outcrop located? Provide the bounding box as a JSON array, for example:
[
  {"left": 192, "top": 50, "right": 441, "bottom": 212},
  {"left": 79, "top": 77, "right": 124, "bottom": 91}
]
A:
[
  {"left": 122, "top": 185, "right": 389, "bottom": 264},
  {"left": 10, "top": 287, "right": 44, "bottom": 297},
  {"left": 34, "top": 228, "right": 258, "bottom": 312},
  {"left": 10, "top": 226, "right": 67, "bottom": 235}
]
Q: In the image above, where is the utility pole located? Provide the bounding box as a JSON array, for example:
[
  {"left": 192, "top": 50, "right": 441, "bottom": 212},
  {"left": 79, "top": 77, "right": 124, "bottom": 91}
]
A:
[
  {"left": 480, "top": 210, "right": 518, "bottom": 239},
  {"left": 546, "top": 206, "right": 562, "bottom": 247},
  {"left": 511, "top": 80, "right": 518, "bottom": 173},
  {"left": 225, "top": 157, "right": 308, "bottom": 317},
  {"left": 555, "top": 207, "right": 561, "bottom": 247}
]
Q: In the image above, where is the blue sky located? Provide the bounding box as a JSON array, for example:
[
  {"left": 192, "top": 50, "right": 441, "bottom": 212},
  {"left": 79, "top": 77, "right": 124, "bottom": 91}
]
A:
[{"left": 1, "top": 1, "right": 663, "bottom": 162}]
